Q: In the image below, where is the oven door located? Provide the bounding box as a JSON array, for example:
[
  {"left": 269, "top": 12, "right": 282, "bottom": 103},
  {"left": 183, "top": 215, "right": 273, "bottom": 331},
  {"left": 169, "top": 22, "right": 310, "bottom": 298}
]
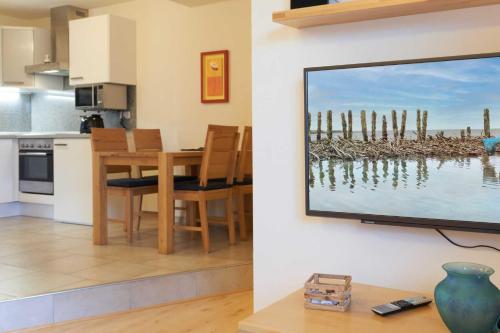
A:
[
  {"left": 75, "top": 85, "right": 97, "bottom": 110},
  {"left": 19, "top": 151, "right": 54, "bottom": 195}
]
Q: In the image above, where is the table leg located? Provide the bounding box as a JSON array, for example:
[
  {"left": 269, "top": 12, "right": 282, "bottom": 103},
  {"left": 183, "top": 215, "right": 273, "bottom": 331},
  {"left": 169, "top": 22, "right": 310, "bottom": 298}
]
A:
[
  {"left": 158, "top": 153, "right": 175, "bottom": 254},
  {"left": 166, "top": 154, "right": 175, "bottom": 254},
  {"left": 93, "top": 152, "right": 108, "bottom": 245}
]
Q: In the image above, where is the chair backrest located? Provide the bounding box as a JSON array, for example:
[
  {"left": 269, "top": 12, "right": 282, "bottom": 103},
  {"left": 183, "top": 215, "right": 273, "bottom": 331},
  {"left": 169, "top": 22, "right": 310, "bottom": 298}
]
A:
[
  {"left": 133, "top": 129, "right": 163, "bottom": 152},
  {"left": 205, "top": 124, "right": 239, "bottom": 147},
  {"left": 90, "top": 128, "right": 131, "bottom": 175},
  {"left": 133, "top": 129, "right": 163, "bottom": 173},
  {"left": 199, "top": 131, "right": 240, "bottom": 187},
  {"left": 236, "top": 126, "right": 252, "bottom": 182}
]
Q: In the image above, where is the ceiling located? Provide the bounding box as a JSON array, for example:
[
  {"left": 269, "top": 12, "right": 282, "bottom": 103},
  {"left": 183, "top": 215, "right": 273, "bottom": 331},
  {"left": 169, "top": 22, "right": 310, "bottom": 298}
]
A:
[{"left": 0, "top": 0, "right": 133, "bottom": 19}]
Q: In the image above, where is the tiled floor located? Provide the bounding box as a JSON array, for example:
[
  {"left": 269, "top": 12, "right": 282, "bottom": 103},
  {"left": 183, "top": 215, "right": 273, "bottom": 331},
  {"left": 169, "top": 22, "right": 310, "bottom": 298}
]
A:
[{"left": 0, "top": 214, "right": 252, "bottom": 301}]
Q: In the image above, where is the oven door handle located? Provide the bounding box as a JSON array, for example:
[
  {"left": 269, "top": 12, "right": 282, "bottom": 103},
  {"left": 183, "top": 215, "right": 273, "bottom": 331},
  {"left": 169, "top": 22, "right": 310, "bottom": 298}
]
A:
[{"left": 19, "top": 152, "right": 49, "bottom": 156}]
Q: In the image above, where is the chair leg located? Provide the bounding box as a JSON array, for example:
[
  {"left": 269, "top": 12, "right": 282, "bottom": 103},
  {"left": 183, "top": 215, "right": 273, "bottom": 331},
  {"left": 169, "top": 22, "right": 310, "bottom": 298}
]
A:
[
  {"left": 198, "top": 194, "right": 210, "bottom": 253},
  {"left": 137, "top": 194, "right": 143, "bottom": 232},
  {"left": 186, "top": 201, "right": 196, "bottom": 240},
  {"left": 237, "top": 192, "right": 248, "bottom": 241},
  {"left": 125, "top": 191, "right": 134, "bottom": 243},
  {"left": 226, "top": 191, "right": 236, "bottom": 246}
]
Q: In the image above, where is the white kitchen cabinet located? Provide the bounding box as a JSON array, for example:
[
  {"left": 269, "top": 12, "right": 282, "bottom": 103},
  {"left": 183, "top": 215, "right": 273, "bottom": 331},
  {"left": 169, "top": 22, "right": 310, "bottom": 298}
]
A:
[
  {"left": 69, "top": 15, "right": 136, "bottom": 86},
  {"left": 53, "top": 138, "right": 92, "bottom": 225},
  {"left": 1, "top": 28, "right": 34, "bottom": 87},
  {"left": 0, "top": 26, "right": 62, "bottom": 89},
  {"left": 0, "top": 139, "right": 18, "bottom": 203}
]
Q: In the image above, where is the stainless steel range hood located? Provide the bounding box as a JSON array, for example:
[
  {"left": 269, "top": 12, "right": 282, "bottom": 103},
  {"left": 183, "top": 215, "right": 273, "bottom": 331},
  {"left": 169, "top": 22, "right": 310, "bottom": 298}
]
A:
[{"left": 25, "top": 6, "right": 88, "bottom": 77}]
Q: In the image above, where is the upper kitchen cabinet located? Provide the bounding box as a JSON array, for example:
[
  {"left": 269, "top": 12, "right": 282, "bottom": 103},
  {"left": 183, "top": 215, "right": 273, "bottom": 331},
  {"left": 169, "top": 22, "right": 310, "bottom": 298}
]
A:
[
  {"left": 0, "top": 27, "right": 61, "bottom": 89},
  {"left": 69, "top": 15, "right": 136, "bottom": 86}
]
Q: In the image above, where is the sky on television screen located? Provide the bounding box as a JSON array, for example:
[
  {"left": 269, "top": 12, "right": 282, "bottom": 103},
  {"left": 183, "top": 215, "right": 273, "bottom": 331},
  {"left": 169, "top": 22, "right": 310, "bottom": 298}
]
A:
[{"left": 307, "top": 57, "right": 500, "bottom": 130}]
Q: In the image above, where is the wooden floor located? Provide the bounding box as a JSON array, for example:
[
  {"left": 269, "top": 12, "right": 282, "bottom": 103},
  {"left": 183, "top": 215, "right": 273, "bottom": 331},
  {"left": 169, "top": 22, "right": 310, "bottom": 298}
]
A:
[
  {"left": 0, "top": 215, "right": 252, "bottom": 300},
  {"left": 17, "top": 291, "right": 253, "bottom": 333}
]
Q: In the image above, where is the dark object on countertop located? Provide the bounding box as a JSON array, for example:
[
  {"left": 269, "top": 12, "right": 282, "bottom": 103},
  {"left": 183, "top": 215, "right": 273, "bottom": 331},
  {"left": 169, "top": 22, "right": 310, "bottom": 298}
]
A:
[
  {"left": 80, "top": 114, "right": 105, "bottom": 134},
  {"left": 291, "top": 0, "right": 329, "bottom": 9},
  {"left": 181, "top": 147, "right": 204, "bottom": 152}
]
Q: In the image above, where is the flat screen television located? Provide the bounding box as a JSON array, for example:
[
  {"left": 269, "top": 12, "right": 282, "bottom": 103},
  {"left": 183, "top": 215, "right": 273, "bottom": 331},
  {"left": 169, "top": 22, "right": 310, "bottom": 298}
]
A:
[{"left": 305, "top": 53, "right": 500, "bottom": 234}]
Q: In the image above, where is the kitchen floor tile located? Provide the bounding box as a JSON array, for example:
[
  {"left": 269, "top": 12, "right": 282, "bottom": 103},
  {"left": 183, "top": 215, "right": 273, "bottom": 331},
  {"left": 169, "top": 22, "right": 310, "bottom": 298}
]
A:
[
  {"left": 0, "top": 263, "right": 33, "bottom": 280},
  {"left": 70, "top": 261, "right": 160, "bottom": 283},
  {"left": 30, "top": 255, "right": 113, "bottom": 274},
  {"left": 0, "top": 215, "right": 253, "bottom": 301},
  {"left": 0, "top": 271, "right": 82, "bottom": 297}
]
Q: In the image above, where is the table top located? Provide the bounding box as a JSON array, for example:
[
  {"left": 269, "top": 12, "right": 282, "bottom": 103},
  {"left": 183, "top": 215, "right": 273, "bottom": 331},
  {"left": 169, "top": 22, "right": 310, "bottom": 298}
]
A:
[
  {"left": 96, "top": 151, "right": 204, "bottom": 158},
  {"left": 239, "top": 283, "right": 448, "bottom": 333}
]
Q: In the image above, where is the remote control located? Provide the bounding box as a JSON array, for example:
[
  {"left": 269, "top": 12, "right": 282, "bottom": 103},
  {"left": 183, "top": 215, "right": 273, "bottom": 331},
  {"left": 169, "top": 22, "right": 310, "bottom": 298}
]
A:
[{"left": 372, "top": 296, "right": 432, "bottom": 316}]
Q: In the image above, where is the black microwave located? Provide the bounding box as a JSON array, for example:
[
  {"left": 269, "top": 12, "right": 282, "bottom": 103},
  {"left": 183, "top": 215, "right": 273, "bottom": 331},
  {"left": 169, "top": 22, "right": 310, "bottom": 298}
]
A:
[{"left": 75, "top": 84, "right": 128, "bottom": 111}]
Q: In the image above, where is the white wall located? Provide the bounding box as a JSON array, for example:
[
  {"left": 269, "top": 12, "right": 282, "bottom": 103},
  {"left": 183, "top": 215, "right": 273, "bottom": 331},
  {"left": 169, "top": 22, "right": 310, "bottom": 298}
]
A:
[
  {"left": 252, "top": 1, "right": 500, "bottom": 310},
  {"left": 91, "top": 0, "right": 252, "bottom": 151}
]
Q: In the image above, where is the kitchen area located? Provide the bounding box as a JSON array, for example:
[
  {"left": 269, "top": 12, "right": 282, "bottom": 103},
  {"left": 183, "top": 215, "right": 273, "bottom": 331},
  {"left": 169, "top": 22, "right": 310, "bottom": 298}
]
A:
[
  {"left": 0, "top": 6, "right": 136, "bottom": 225},
  {"left": 0, "top": 2, "right": 253, "bottom": 330}
]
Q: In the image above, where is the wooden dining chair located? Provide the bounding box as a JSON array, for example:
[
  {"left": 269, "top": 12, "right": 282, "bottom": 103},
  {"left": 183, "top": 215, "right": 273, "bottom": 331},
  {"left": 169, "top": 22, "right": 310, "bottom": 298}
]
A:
[
  {"left": 133, "top": 129, "right": 162, "bottom": 232},
  {"left": 184, "top": 124, "right": 240, "bottom": 237},
  {"left": 91, "top": 128, "right": 158, "bottom": 243},
  {"left": 133, "top": 128, "right": 198, "bottom": 232},
  {"left": 173, "top": 130, "right": 240, "bottom": 253},
  {"left": 234, "top": 126, "right": 252, "bottom": 241}
]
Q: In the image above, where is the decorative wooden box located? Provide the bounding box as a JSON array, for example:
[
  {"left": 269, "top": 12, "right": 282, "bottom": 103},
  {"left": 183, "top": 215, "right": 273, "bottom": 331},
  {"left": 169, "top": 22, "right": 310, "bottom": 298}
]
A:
[{"left": 304, "top": 273, "right": 352, "bottom": 312}]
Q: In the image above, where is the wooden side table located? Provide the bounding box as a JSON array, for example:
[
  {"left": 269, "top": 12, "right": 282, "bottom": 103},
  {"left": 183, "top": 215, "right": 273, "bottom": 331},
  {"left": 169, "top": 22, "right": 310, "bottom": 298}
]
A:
[{"left": 239, "top": 283, "right": 448, "bottom": 333}]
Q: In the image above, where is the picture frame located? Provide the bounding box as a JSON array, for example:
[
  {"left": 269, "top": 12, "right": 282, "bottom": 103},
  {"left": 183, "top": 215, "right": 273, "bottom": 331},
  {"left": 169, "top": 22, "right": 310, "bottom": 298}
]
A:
[{"left": 201, "top": 50, "right": 229, "bottom": 103}]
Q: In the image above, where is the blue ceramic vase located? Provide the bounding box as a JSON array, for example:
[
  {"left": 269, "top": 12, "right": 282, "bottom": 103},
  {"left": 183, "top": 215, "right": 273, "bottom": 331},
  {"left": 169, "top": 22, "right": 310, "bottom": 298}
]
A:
[{"left": 434, "top": 262, "right": 500, "bottom": 333}]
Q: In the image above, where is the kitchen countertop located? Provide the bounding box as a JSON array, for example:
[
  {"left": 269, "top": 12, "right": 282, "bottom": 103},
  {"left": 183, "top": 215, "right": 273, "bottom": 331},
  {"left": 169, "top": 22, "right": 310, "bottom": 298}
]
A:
[{"left": 0, "top": 132, "right": 90, "bottom": 139}]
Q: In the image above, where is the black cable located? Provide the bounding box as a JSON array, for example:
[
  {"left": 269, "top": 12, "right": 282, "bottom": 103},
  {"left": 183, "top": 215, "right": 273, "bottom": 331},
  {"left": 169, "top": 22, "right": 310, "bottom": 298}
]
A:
[{"left": 436, "top": 229, "right": 500, "bottom": 252}]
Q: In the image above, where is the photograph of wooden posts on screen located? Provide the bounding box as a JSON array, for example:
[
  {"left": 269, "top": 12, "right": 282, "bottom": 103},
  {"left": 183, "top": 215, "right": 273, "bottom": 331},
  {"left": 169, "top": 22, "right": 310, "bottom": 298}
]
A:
[
  {"left": 306, "top": 55, "right": 500, "bottom": 227},
  {"left": 201, "top": 50, "right": 229, "bottom": 103}
]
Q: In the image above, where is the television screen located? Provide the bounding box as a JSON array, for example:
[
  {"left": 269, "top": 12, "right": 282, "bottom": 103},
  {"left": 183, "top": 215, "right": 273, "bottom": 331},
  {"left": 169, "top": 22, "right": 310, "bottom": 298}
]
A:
[{"left": 305, "top": 54, "right": 500, "bottom": 233}]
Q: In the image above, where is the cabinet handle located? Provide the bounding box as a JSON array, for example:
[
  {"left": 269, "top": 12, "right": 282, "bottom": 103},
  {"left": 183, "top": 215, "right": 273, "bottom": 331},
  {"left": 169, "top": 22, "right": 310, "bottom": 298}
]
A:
[
  {"left": 3, "top": 81, "right": 24, "bottom": 85},
  {"left": 70, "top": 77, "right": 84, "bottom": 80},
  {"left": 54, "top": 143, "right": 68, "bottom": 147}
]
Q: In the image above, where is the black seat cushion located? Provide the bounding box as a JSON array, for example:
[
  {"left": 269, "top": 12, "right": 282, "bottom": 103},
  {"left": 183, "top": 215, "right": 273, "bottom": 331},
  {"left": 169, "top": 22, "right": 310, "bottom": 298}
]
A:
[
  {"left": 174, "top": 179, "right": 233, "bottom": 191},
  {"left": 107, "top": 177, "right": 158, "bottom": 188},
  {"left": 107, "top": 175, "right": 198, "bottom": 188},
  {"left": 212, "top": 177, "right": 253, "bottom": 185},
  {"left": 236, "top": 178, "right": 253, "bottom": 185}
]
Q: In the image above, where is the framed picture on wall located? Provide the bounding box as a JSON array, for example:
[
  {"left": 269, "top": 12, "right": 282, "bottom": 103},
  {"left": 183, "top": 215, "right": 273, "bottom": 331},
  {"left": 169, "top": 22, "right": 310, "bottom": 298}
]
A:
[{"left": 201, "top": 50, "right": 229, "bottom": 103}]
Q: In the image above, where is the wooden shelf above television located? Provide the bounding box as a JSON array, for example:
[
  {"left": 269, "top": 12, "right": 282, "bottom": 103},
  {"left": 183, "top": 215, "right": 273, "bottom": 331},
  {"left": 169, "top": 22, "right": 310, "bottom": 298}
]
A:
[{"left": 272, "top": 0, "right": 500, "bottom": 28}]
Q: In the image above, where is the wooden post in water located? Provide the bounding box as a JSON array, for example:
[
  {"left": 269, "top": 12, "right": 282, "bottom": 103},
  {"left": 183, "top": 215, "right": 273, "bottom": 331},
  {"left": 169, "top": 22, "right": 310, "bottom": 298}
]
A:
[
  {"left": 317, "top": 112, "right": 322, "bottom": 141},
  {"left": 308, "top": 112, "right": 311, "bottom": 143},
  {"left": 341, "top": 113, "right": 348, "bottom": 139},
  {"left": 382, "top": 115, "right": 388, "bottom": 141},
  {"left": 417, "top": 110, "right": 422, "bottom": 141},
  {"left": 371, "top": 111, "right": 377, "bottom": 141},
  {"left": 422, "top": 111, "right": 428, "bottom": 141},
  {"left": 400, "top": 110, "right": 407, "bottom": 140},
  {"left": 484, "top": 108, "right": 491, "bottom": 138},
  {"left": 348, "top": 110, "right": 353, "bottom": 140},
  {"left": 327, "top": 110, "right": 333, "bottom": 140},
  {"left": 461, "top": 129, "right": 466, "bottom": 142},
  {"left": 361, "top": 110, "right": 368, "bottom": 142},
  {"left": 391, "top": 110, "right": 399, "bottom": 142},
  {"left": 467, "top": 126, "right": 471, "bottom": 138}
]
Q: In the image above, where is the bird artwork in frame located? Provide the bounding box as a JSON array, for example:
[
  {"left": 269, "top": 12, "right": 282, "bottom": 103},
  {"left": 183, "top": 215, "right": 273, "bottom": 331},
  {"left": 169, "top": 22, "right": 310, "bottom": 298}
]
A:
[{"left": 201, "top": 50, "right": 229, "bottom": 103}]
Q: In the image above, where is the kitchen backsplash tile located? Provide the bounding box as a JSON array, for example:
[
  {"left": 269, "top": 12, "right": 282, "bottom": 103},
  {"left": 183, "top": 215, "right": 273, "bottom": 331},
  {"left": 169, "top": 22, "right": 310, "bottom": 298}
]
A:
[
  {"left": 31, "top": 94, "right": 80, "bottom": 132},
  {"left": 0, "top": 93, "right": 31, "bottom": 132},
  {"left": 0, "top": 91, "right": 125, "bottom": 133}
]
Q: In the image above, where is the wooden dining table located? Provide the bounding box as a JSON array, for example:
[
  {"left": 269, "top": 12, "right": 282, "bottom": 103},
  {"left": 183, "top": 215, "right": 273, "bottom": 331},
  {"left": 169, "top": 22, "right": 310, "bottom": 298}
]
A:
[{"left": 92, "top": 151, "right": 203, "bottom": 254}]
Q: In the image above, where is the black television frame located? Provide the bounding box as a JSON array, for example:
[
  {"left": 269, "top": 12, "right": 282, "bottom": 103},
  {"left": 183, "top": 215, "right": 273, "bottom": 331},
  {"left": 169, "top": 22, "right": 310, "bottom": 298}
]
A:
[{"left": 304, "top": 52, "right": 500, "bottom": 234}]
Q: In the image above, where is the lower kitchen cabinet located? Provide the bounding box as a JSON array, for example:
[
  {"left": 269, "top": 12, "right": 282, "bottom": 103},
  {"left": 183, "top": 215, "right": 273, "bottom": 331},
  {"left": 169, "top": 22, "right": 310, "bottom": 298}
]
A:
[
  {"left": 0, "top": 139, "right": 18, "bottom": 203},
  {"left": 53, "top": 138, "right": 92, "bottom": 225}
]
